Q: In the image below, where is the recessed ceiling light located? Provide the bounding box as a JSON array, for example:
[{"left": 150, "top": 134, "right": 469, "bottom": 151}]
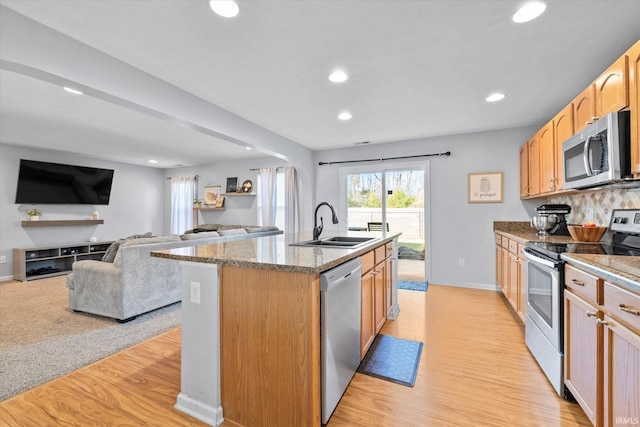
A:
[
  {"left": 63, "top": 86, "right": 83, "bottom": 95},
  {"left": 148, "top": 159, "right": 158, "bottom": 164},
  {"left": 329, "top": 70, "right": 349, "bottom": 83},
  {"left": 338, "top": 112, "right": 352, "bottom": 120},
  {"left": 209, "top": 0, "right": 239, "bottom": 18},
  {"left": 486, "top": 93, "right": 506, "bottom": 102},
  {"left": 513, "top": 1, "right": 547, "bottom": 23},
  {"left": 245, "top": 146, "right": 252, "bottom": 150}
]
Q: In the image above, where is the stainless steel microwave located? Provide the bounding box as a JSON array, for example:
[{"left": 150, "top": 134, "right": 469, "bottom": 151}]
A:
[{"left": 562, "top": 111, "right": 633, "bottom": 190}]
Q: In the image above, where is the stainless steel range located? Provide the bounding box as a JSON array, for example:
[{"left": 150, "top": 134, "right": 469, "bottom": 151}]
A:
[{"left": 522, "top": 208, "right": 640, "bottom": 397}]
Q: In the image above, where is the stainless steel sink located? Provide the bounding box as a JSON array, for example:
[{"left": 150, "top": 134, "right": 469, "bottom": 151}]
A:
[{"left": 290, "top": 236, "right": 379, "bottom": 249}]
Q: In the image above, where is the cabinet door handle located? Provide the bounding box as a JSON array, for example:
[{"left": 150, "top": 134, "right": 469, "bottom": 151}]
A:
[
  {"left": 619, "top": 304, "right": 640, "bottom": 316},
  {"left": 586, "top": 312, "right": 597, "bottom": 318},
  {"left": 595, "top": 318, "right": 609, "bottom": 326},
  {"left": 571, "top": 279, "right": 586, "bottom": 286}
]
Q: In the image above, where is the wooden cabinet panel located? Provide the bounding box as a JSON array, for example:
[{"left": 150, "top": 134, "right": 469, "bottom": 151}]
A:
[
  {"left": 495, "top": 239, "right": 503, "bottom": 290},
  {"left": 373, "top": 261, "right": 386, "bottom": 333},
  {"left": 528, "top": 134, "right": 541, "bottom": 196},
  {"left": 501, "top": 245, "right": 509, "bottom": 295},
  {"left": 603, "top": 281, "right": 640, "bottom": 334},
  {"left": 385, "top": 255, "right": 393, "bottom": 316},
  {"left": 553, "top": 103, "right": 574, "bottom": 191},
  {"left": 565, "top": 264, "right": 603, "bottom": 305},
  {"left": 564, "top": 290, "right": 602, "bottom": 427},
  {"left": 595, "top": 54, "right": 629, "bottom": 117},
  {"left": 628, "top": 40, "right": 640, "bottom": 176},
  {"left": 574, "top": 84, "right": 596, "bottom": 134},
  {"left": 517, "top": 254, "right": 526, "bottom": 321},
  {"left": 603, "top": 316, "right": 640, "bottom": 427},
  {"left": 361, "top": 250, "right": 375, "bottom": 274},
  {"left": 519, "top": 143, "right": 529, "bottom": 198},
  {"left": 539, "top": 120, "right": 556, "bottom": 194},
  {"left": 360, "top": 270, "right": 375, "bottom": 359},
  {"left": 508, "top": 251, "right": 518, "bottom": 309}
]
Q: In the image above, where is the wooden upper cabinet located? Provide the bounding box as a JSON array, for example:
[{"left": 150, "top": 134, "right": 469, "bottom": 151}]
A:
[
  {"left": 628, "top": 40, "right": 640, "bottom": 176},
  {"left": 595, "top": 54, "right": 629, "bottom": 118},
  {"left": 539, "top": 120, "right": 556, "bottom": 194},
  {"left": 553, "top": 103, "right": 574, "bottom": 191},
  {"left": 574, "top": 84, "right": 596, "bottom": 133},
  {"left": 519, "top": 143, "right": 529, "bottom": 198},
  {"left": 528, "top": 134, "right": 541, "bottom": 196}
]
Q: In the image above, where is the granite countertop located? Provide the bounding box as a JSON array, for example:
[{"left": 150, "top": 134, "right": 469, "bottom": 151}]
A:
[
  {"left": 494, "top": 221, "right": 640, "bottom": 294},
  {"left": 151, "top": 231, "right": 401, "bottom": 274}
]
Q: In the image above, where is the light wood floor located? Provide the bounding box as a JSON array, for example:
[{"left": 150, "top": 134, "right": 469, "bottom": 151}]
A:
[{"left": 0, "top": 285, "right": 590, "bottom": 426}]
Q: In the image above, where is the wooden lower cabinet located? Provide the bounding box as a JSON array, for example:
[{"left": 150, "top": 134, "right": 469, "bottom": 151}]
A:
[
  {"left": 603, "top": 317, "right": 640, "bottom": 426},
  {"left": 361, "top": 246, "right": 391, "bottom": 359},
  {"left": 360, "top": 268, "right": 375, "bottom": 359},
  {"left": 495, "top": 234, "right": 526, "bottom": 321},
  {"left": 564, "top": 264, "right": 640, "bottom": 427},
  {"left": 564, "top": 290, "right": 602, "bottom": 426}
]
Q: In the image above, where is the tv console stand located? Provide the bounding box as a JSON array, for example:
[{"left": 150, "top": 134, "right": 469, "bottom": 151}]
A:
[{"left": 13, "top": 241, "right": 113, "bottom": 282}]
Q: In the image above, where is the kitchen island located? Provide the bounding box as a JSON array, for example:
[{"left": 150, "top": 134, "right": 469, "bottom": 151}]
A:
[{"left": 151, "top": 231, "right": 400, "bottom": 427}]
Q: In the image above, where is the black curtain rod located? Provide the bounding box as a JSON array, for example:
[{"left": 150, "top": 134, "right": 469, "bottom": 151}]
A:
[
  {"left": 248, "top": 166, "right": 286, "bottom": 171},
  {"left": 318, "top": 151, "right": 451, "bottom": 166},
  {"left": 165, "top": 175, "right": 201, "bottom": 180}
]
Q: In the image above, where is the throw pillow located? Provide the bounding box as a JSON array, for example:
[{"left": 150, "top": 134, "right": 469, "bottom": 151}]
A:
[{"left": 180, "top": 231, "right": 220, "bottom": 240}]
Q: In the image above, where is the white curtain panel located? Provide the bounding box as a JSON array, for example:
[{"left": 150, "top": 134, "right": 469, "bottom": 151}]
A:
[
  {"left": 258, "top": 167, "right": 277, "bottom": 227},
  {"left": 170, "top": 176, "right": 195, "bottom": 235},
  {"left": 284, "top": 166, "right": 300, "bottom": 234}
]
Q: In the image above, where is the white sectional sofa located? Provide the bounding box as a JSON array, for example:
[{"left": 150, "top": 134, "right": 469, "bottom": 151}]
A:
[{"left": 66, "top": 225, "right": 281, "bottom": 321}]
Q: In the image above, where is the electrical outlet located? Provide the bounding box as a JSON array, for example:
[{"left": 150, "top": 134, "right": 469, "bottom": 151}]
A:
[
  {"left": 458, "top": 258, "right": 465, "bottom": 267},
  {"left": 190, "top": 281, "right": 201, "bottom": 304},
  {"left": 0, "top": 256, "right": 5, "bottom": 264}
]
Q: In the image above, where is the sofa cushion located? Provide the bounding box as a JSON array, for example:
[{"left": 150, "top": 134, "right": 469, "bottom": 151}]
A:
[
  {"left": 217, "top": 224, "right": 244, "bottom": 231},
  {"left": 195, "top": 223, "right": 221, "bottom": 231},
  {"left": 244, "top": 226, "right": 280, "bottom": 233},
  {"left": 217, "top": 228, "right": 248, "bottom": 236},
  {"left": 102, "top": 232, "right": 153, "bottom": 262},
  {"left": 181, "top": 231, "right": 220, "bottom": 240},
  {"left": 113, "top": 235, "right": 181, "bottom": 268}
]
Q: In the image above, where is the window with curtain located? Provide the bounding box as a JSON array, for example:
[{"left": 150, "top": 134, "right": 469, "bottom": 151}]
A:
[
  {"left": 257, "top": 167, "right": 299, "bottom": 232},
  {"left": 170, "top": 176, "right": 195, "bottom": 235}
]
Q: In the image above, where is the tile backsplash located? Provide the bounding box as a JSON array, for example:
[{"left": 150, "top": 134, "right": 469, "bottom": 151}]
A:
[{"left": 548, "top": 188, "right": 640, "bottom": 225}]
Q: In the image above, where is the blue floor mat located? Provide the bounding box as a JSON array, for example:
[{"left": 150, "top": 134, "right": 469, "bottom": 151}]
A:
[
  {"left": 398, "top": 280, "right": 428, "bottom": 292},
  {"left": 357, "top": 334, "right": 423, "bottom": 387}
]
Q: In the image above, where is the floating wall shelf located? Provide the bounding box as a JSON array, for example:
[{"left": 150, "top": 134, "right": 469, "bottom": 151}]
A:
[{"left": 21, "top": 219, "right": 104, "bottom": 227}]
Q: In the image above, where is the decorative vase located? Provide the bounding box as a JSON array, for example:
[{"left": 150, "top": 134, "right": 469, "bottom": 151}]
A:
[
  {"left": 92, "top": 210, "right": 100, "bottom": 220},
  {"left": 30, "top": 216, "right": 40, "bottom": 221}
]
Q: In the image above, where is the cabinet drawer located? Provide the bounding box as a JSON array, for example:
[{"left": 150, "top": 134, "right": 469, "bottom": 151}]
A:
[
  {"left": 517, "top": 243, "right": 526, "bottom": 260},
  {"left": 495, "top": 234, "right": 502, "bottom": 245},
  {"left": 386, "top": 242, "right": 392, "bottom": 253},
  {"left": 565, "top": 264, "right": 602, "bottom": 305},
  {"left": 361, "top": 251, "right": 375, "bottom": 274},
  {"left": 604, "top": 282, "right": 640, "bottom": 333},
  {"left": 374, "top": 245, "right": 386, "bottom": 265},
  {"left": 508, "top": 239, "right": 518, "bottom": 254},
  {"left": 501, "top": 236, "right": 509, "bottom": 247}
]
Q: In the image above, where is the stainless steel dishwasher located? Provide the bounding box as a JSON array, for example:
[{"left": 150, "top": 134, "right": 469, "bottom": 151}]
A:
[{"left": 320, "top": 257, "right": 362, "bottom": 424}]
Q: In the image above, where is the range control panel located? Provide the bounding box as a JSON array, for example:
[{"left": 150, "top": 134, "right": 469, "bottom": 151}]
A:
[{"left": 609, "top": 209, "right": 640, "bottom": 234}]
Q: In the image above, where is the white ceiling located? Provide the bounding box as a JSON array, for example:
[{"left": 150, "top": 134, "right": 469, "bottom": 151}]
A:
[{"left": 1, "top": 1, "right": 639, "bottom": 168}]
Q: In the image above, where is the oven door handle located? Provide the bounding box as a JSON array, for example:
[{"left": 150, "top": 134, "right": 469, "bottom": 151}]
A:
[{"left": 522, "top": 247, "right": 560, "bottom": 269}]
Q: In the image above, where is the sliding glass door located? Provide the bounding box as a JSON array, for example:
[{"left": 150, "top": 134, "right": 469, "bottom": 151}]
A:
[{"left": 341, "top": 163, "right": 428, "bottom": 282}]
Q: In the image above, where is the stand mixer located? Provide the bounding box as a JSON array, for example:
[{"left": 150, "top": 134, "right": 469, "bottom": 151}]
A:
[{"left": 531, "top": 204, "right": 571, "bottom": 236}]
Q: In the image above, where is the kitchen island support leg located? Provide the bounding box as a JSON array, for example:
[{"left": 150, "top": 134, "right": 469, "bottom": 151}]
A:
[{"left": 174, "top": 262, "right": 223, "bottom": 426}]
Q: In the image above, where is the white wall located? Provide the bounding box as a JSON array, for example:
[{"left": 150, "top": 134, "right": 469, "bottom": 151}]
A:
[
  {"left": 162, "top": 156, "right": 303, "bottom": 231},
  {"left": 315, "top": 126, "right": 540, "bottom": 290},
  {"left": 0, "top": 143, "right": 165, "bottom": 280}
]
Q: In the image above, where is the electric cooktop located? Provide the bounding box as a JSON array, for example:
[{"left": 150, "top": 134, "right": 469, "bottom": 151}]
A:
[{"left": 526, "top": 209, "right": 640, "bottom": 260}]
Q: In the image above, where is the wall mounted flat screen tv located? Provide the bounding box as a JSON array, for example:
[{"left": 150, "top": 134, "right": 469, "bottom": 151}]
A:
[{"left": 15, "top": 159, "right": 115, "bottom": 205}]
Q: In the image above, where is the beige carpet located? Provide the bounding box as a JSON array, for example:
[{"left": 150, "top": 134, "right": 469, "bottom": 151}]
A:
[
  {"left": 0, "top": 276, "right": 119, "bottom": 349},
  {"left": 0, "top": 275, "right": 181, "bottom": 400}
]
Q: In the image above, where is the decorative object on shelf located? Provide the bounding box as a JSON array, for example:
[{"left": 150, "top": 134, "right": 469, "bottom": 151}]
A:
[
  {"left": 567, "top": 225, "right": 608, "bottom": 242},
  {"left": 27, "top": 208, "right": 42, "bottom": 221},
  {"left": 468, "top": 171, "right": 503, "bottom": 203},
  {"left": 226, "top": 177, "right": 238, "bottom": 193},
  {"left": 92, "top": 210, "right": 100, "bottom": 220},
  {"left": 215, "top": 197, "right": 225, "bottom": 208},
  {"left": 241, "top": 180, "right": 253, "bottom": 193},
  {"left": 204, "top": 185, "right": 221, "bottom": 206},
  {"left": 193, "top": 199, "right": 202, "bottom": 208}
]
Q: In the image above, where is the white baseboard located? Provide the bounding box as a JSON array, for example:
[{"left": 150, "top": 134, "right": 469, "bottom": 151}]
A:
[
  {"left": 0, "top": 275, "right": 15, "bottom": 282},
  {"left": 432, "top": 282, "right": 500, "bottom": 292},
  {"left": 175, "top": 393, "right": 224, "bottom": 426}
]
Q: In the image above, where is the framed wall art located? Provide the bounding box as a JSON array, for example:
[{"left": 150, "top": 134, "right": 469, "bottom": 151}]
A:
[
  {"left": 468, "top": 171, "right": 503, "bottom": 203},
  {"left": 203, "top": 185, "right": 221, "bottom": 206},
  {"left": 226, "top": 177, "right": 238, "bottom": 193}
]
